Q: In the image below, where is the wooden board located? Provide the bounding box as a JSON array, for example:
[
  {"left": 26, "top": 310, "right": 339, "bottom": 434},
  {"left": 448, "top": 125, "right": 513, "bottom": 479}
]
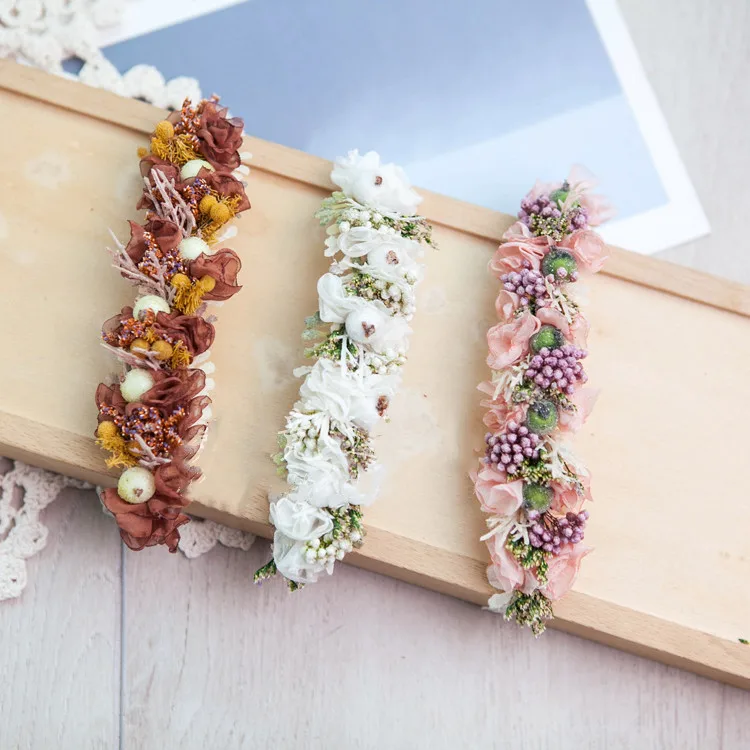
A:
[{"left": 1, "top": 61, "right": 748, "bottom": 689}]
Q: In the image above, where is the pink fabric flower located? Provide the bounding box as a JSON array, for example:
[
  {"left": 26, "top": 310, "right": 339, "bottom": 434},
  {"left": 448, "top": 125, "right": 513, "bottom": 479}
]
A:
[
  {"left": 486, "top": 311, "right": 540, "bottom": 370},
  {"left": 558, "top": 388, "right": 599, "bottom": 434},
  {"left": 477, "top": 382, "right": 525, "bottom": 433},
  {"left": 566, "top": 165, "right": 616, "bottom": 227},
  {"left": 495, "top": 290, "right": 517, "bottom": 320},
  {"left": 486, "top": 529, "right": 538, "bottom": 595},
  {"left": 488, "top": 240, "right": 543, "bottom": 279},
  {"left": 536, "top": 307, "right": 589, "bottom": 348},
  {"left": 551, "top": 472, "right": 592, "bottom": 514},
  {"left": 541, "top": 544, "right": 591, "bottom": 601},
  {"left": 521, "top": 178, "right": 560, "bottom": 205},
  {"left": 498, "top": 222, "right": 550, "bottom": 264},
  {"left": 561, "top": 229, "right": 608, "bottom": 273},
  {"left": 472, "top": 472, "right": 523, "bottom": 516}
]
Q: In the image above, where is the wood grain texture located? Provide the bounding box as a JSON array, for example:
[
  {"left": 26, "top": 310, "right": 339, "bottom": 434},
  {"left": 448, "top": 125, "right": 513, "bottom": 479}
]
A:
[
  {"left": 121, "top": 541, "right": 750, "bottom": 750},
  {"left": 0, "top": 477, "right": 122, "bottom": 749}
]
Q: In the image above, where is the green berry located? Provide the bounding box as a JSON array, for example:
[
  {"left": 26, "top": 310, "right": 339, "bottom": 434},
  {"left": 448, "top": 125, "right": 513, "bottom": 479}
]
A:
[
  {"left": 523, "top": 483, "right": 553, "bottom": 512},
  {"left": 526, "top": 400, "right": 558, "bottom": 435},
  {"left": 530, "top": 325, "right": 564, "bottom": 353},
  {"left": 541, "top": 248, "right": 578, "bottom": 278},
  {"left": 549, "top": 188, "right": 569, "bottom": 206}
]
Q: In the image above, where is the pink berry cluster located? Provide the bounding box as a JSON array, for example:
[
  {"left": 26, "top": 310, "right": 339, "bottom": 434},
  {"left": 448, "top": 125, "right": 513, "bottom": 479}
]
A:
[
  {"left": 527, "top": 509, "right": 589, "bottom": 554},
  {"left": 484, "top": 421, "right": 541, "bottom": 475},
  {"left": 519, "top": 192, "right": 588, "bottom": 237},
  {"left": 525, "top": 345, "right": 588, "bottom": 396},
  {"left": 501, "top": 262, "right": 549, "bottom": 309}
]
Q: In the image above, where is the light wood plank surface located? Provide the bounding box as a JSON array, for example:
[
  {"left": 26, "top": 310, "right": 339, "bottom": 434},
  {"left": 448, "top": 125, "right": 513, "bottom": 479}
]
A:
[
  {"left": 2, "top": 0, "right": 750, "bottom": 747},
  {"left": 0, "top": 467, "right": 122, "bottom": 750},
  {"left": 121, "top": 541, "right": 749, "bottom": 750}
]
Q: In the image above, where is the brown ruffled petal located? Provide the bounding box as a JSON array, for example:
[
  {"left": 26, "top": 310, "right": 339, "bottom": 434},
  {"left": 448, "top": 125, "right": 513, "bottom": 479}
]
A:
[
  {"left": 124, "top": 218, "right": 182, "bottom": 267},
  {"left": 199, "top": 170, "right": 251, "bottom": 214},
  {"left": 101, "top": 486, "right": 190, "bottom": 553},
  {"left": 124, "top": 221, "right": 148, "bottom": 265},
  {"left": 101, "top": 306, "right": 135, "bottom": 339},
  {"left": 153, "top": 460, "right": 193, "bottom": 502},
  {"left": 178, "top": 394, "right": 211, "bottom": 443},
  {"left": 195, "top": 101, "right": 244, "bottom": 171},
  {"left": 155, "top": 311, "right": 215, "bottom": 357},
  {"left": 189, "top": 248, "right": 242, "bottom": 301},
  {"left": 146, "top": 217, "right": 182, "bottom": 251},
  {"left": 95, "top": 382, "right": 126, "bottom": 423},
  {"left": 141, "top": 368, "right": 207, "bottom": 411}
]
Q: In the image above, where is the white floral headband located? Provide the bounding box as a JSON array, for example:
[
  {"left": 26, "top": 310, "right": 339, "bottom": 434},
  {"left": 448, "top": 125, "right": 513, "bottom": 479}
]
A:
[{"left": 255, "top": 150, "right": 434, "bottom": 589}]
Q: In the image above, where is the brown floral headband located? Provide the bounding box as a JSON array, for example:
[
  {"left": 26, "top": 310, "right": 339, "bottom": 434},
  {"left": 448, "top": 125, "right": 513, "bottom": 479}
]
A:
[{"left": 95, "top": 98, "right": 250, "bottom": 552}]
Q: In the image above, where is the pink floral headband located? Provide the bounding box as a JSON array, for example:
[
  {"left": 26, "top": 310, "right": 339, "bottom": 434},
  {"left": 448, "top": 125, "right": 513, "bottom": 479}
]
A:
[{"left": 472, "top": 168, "right": 612, "bottom": 634}]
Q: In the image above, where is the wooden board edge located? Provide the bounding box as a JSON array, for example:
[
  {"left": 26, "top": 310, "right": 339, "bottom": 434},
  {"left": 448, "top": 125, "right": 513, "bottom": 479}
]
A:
[
  {"left": 2, "top": 60, "right": 749, "bottom": 318},
  {"left": 188, "top": 499, "right": 750, "bottom": 690},
  {"left": 3, "top": 412, "right": 748, "bottom": 688},
  {"left": 0, "top": 411, "right": 115, "bottom": 486}
]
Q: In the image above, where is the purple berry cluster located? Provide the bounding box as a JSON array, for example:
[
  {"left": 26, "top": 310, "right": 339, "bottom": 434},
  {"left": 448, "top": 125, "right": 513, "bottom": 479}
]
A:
[
  {"left": 500, "top": 260, "right": 549, "bottom": 309},
  {"left": 527, "top": 509, "right": 589, "bottom": 554},
  {"left": 519, "top": 192, "right": 588, "bottom": 234},
  {"left": 485, "top": 421, "right": 541, "bottom": 475},
  {"left": 526, "top": 346, "right": 587, "bottom": 396},
  {"left": 545, "top": 267, "right": 579, "bottom": 283}
]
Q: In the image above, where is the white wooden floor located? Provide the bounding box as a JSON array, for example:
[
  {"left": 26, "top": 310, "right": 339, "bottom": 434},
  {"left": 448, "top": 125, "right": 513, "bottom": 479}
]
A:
[{"left": 2, "top": 1, "right": 749, "bottom": 747}]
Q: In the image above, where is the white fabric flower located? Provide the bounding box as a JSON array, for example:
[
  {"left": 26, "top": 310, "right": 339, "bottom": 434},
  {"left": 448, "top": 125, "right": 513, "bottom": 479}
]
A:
[
  {"left": 283, "top": 431, "right": 351, "bottom": 503},
  {"left": 485, "top": 591, "right": 515, "bottom": 614},
  {"left": 331, "top": 150, "right": 422, "bottom": 215},
  {"left": 305, "top": 479, "right": 369, "bottom": 510},
  {"left": 269, "top": 493, "right": 334, "bottom": 541},
  {"left": 299, "top": 358, "right": 394, "bottom": 432},
  {"left": 317, "top": 273, "right": 367, "bottom": 323},
  {"left": 272, "top": 531, "right": 327, "bottom": 584},
  {"left": 366, "top": 237, "right": 420, "bottom": 274},
  {"left": 325, "top": 225, "right": 403, "bottom": 260},
  {"left": 345, "top": 306, "right": 411, "bottom": 352}
]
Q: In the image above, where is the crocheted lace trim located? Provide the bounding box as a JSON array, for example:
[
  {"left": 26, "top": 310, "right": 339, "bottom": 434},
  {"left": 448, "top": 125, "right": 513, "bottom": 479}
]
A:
[
  {"left": 0, "top": 0, "right": 202, "bottom": 107},
  {"left": 0, "top": 460, "right": 89, "bottom": 601}
]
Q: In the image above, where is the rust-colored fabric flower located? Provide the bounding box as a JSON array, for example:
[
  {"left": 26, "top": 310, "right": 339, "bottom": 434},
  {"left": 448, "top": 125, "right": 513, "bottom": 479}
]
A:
[
  {"left": 102, "top": 307, "right": 215, "bottom": 360},
  {"left": 100, "top": 457, "right": 196, "bottom": 552},
  {"left": 155, "top": 310, "right": 215, "bottom": 357},
  {"left": 96, "top": 369, "right": 207, "bottom": 425},
  {"left": 198, "top": 169, "right": 251, "bottom": 213},
  {"left": 101, "top": 487, "right": 188, "bottom": 552},
  {"left": 139, "top": 154, "right": 180, "bottom": 182},
  {"left": 124, "top": 218, "right": 183, "bottom": 265},
  {"left": 190, "top": 248, "right": 242, "bottom": 301},
  {"left": 196, "top": 101, "right": 244, "bottom": 171}
]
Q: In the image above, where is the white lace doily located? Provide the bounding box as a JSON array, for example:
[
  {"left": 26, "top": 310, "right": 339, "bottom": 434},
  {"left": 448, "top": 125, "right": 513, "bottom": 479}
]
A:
[
  {"left": 0, "top": 460, "right": 89, "bottom": 601},
  {"left": 0, "top": 0, "right": 202, "bottom": 106},
  {"left": 178, "top": 518, "right": 256, "bottom": 559}
]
